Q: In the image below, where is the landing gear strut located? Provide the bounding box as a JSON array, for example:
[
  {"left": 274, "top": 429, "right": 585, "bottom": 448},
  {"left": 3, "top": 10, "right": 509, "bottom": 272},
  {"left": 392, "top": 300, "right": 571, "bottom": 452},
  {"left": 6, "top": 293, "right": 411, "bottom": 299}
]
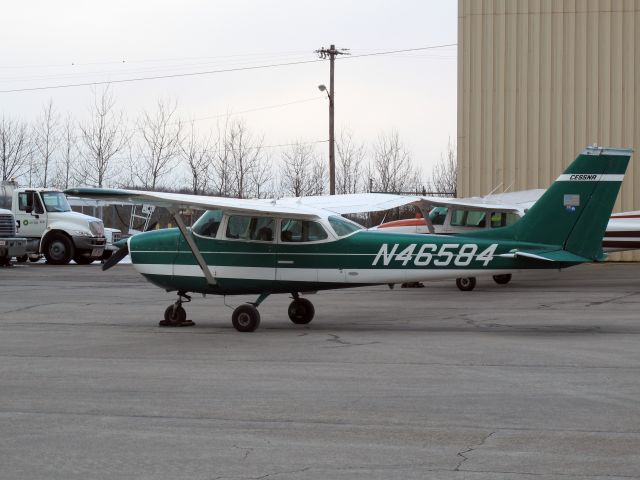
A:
[{"left": 160, "top": 291, "right": 195, "bottom": 327}]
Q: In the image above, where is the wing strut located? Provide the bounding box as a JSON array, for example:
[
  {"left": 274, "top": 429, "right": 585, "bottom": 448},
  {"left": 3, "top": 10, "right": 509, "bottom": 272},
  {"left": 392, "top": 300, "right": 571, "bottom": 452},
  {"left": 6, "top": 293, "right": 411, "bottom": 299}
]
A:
[
  {"left": 170, "top": 210, "right": 217, "bottom": 286},
  {"left": 416, "top": 200, "right": 436, "bottom": 234}
]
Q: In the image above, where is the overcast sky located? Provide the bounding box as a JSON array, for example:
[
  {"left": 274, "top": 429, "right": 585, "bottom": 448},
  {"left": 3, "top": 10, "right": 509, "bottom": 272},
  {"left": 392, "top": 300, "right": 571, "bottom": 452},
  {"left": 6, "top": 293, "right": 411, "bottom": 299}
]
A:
[{"left": 0, "top": 0, "right": 457, "bottom": 181}]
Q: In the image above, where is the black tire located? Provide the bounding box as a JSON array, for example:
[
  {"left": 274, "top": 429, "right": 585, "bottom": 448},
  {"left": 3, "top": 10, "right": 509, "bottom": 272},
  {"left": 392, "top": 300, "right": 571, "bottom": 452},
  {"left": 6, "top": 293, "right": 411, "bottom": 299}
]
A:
[
  {"left": 493, "top": 274, "right": 512, "bottom": 285},
  {"left": 102, "top": 250, "right": 113, "bottom": 261},
  {"left": 16, "top": 255, "right": 28, "bottom": 263},
  {"left": 44, "top": 234, "right": 74, "bottom": 265},
  {"left": 73, "top": 255, "right": 95, "bottom": 265},
  {"left": 456, "top": 277, "right": 477, "bottom": 291},
  {"left": 232, "top": 304, "right": 261, "bottom": 332},
  {"left": 288, "top": 298, "right": 315, "bottom": 325},
  {"left": 164, "top": 305, "right": 187, "bottom": 323}
]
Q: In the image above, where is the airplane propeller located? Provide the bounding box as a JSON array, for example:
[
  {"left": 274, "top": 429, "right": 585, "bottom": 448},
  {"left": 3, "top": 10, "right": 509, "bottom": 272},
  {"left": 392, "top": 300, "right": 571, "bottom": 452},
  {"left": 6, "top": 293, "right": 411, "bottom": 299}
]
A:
[{"left": 102, "top": 243, "right": 129, "bottom": 271}]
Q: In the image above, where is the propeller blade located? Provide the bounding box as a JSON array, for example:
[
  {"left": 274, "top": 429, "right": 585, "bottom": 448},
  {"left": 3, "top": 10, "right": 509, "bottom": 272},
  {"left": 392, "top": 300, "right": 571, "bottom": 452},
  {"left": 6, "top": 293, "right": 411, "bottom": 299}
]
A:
[{"left": 102, "top": 243, "right": 129, "bottom": 271}]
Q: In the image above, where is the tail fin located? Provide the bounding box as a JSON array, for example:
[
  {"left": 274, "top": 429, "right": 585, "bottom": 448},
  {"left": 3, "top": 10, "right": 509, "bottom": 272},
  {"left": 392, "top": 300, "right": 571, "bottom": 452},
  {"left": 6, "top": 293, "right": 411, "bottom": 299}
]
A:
[{"left": 471, "top": 146, "right": 632, "bottom": 260}]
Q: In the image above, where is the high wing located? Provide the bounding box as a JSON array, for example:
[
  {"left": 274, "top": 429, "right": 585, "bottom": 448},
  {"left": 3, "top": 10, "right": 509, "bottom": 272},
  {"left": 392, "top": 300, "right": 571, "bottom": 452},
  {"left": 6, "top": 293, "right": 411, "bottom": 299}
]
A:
[
  {"left": 64, "top": 188, "right": 327, "bottom": 218},
  {"left": 275, "top": 189, "right": 546, "bottom": 216},
  {"left": 65, "top": 187, "right": 545, "bottom": 219}
]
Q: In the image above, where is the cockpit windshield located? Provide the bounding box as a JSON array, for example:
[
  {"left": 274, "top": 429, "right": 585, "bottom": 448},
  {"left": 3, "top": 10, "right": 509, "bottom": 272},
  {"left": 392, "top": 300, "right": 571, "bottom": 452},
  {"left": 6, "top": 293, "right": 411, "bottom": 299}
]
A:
[
  {"left": 41, "top": 192, "right": 71, "bottom": 212},
  {"left": 328, "top": 215, "right": 363, "bottom": 237},
  {"left": 192, "top": 209, "right": 223, "bottom": 237}
]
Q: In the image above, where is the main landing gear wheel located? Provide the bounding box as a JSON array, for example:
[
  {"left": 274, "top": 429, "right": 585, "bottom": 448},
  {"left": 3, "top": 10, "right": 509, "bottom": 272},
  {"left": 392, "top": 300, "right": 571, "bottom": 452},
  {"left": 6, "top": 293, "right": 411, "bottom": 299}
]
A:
[
  {"left": 288, "top": 298, "right": 315, "bottom": 325},
  {"left": 456, "top": 277, "right": 477, "bottom": 291},
  {"left": 493, "top": 274, "right": 512, "bottom": 285},
  {"left": 232, "top": 304, "right": 261, "bottom": 332},
  {"left": 159, "top": 291, "right": 195, "bottom": 327}
]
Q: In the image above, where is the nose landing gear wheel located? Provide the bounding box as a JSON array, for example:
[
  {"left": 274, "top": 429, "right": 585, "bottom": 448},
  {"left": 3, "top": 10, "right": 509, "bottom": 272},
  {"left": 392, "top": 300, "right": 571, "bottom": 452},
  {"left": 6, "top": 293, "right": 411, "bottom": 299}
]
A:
[
  {"left": 288, "top": 298, "right": 315, "bottom": 325},
  {"left": 456, "top": 277, "right": 477, "bottom": 291},
  {"left": 160, "top": 291, "right": 195, "bottom": 327},
  {"left": 232, "top": 304, "right": 261, "bottom": 332},
  {"left": 493, "top": 274, "right": 512, "bottom": 285},
  {"left": 160, "top": 305, "right": 194, "bottom": 327}
]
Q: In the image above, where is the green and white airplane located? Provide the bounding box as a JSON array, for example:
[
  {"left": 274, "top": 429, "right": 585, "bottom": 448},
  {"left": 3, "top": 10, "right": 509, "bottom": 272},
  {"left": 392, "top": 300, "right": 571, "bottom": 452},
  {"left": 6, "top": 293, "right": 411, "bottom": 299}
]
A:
[{"left": 66, "top": 145, "right": 631, "bottom": 332}]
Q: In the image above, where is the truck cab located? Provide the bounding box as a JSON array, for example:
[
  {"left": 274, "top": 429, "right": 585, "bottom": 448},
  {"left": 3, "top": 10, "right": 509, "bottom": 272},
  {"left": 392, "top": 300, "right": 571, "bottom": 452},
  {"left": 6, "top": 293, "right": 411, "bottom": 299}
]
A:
[
  {"left": 1, "top": 181, "right": 106, "bottom": 265},
  {"left": 0, "top": 207, "right": 27, "bottom": 265}
]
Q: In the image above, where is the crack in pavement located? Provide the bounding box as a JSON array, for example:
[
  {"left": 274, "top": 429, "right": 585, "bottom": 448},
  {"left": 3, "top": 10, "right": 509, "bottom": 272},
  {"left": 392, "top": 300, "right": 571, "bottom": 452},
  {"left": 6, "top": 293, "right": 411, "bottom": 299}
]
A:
[
  {"left": 232, "top": 444, "right": 253, "bottom": 462},
  {"left": 586, "top": 291, "right": 640, "bottom": 307},
  {"left": 454, "top": 430, "right": 496, "bottom": 471},
  {"left": 324, "top": 333, "right": 380, "bottom": 348},
  {"left": 213, "top": 466, "right": 311, "bottom": 480}
]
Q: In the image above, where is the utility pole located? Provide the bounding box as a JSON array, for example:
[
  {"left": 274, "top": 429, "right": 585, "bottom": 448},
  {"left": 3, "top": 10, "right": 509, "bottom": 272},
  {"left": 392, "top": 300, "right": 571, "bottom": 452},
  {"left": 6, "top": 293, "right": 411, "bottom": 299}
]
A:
[{"left": 316, "top": 44, "right": 349, "bottom": 195}]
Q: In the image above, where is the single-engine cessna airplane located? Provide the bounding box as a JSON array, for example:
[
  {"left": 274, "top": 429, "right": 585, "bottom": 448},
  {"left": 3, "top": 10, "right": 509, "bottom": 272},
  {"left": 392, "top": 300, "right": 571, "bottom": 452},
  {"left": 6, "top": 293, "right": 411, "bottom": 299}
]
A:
[{"left": 66, "top": 145, "right": 631, "bottom": 332}]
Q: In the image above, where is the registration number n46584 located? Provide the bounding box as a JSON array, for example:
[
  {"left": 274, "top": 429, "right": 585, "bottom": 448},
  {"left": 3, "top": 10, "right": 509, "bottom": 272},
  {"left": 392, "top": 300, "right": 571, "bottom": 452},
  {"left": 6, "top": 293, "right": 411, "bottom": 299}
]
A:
[{"left": 372, "top": 243, "right": 498, "bottom": 267}]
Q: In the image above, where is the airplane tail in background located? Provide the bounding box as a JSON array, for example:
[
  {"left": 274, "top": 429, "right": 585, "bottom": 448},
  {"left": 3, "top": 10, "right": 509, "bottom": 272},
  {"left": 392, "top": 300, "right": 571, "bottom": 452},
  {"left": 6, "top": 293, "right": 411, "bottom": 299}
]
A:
[{"left": 467, "top": 146, "right": 632, "bottom": 261}]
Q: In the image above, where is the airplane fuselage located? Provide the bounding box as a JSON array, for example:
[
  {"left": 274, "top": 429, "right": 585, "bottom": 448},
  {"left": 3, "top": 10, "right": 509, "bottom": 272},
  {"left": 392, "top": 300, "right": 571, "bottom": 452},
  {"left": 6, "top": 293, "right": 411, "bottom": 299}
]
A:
[{"left": 129, "top": 227, "right": 570, "bottom": 296}]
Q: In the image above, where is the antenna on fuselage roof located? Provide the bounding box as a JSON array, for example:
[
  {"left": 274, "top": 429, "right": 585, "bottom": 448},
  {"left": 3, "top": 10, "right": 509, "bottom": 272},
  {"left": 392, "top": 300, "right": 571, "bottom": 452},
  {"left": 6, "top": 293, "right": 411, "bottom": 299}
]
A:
[{"left": 483, "top": 183, "right": 503, "bottom": 200}]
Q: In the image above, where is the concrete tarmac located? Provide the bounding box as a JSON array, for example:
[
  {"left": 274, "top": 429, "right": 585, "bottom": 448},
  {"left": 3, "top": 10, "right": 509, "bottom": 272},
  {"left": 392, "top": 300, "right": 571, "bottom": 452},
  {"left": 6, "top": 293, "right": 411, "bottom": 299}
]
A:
[{"left": 1, "top": 263, "right": 640, "bottom": 479}]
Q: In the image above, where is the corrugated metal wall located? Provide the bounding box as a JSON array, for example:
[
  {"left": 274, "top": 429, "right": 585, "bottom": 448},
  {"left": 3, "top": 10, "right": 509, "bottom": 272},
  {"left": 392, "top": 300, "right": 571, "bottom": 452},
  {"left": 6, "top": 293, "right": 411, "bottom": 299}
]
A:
[{"left": 458, "top": 0, "right": 640, "bottom": 260}]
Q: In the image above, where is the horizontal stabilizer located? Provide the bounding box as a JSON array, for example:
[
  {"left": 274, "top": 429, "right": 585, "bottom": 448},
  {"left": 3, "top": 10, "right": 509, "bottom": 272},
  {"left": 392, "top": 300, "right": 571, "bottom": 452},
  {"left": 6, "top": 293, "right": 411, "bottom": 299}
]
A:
[{"left": 499, "top": 249, "right": 591, "bottom": 263}]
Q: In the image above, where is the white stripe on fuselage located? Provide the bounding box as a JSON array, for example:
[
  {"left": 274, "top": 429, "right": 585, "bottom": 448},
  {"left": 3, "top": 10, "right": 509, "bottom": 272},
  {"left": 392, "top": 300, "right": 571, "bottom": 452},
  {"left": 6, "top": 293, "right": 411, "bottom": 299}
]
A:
[{"left": 133, "top": 263, "right": 512, "bottom": 284}]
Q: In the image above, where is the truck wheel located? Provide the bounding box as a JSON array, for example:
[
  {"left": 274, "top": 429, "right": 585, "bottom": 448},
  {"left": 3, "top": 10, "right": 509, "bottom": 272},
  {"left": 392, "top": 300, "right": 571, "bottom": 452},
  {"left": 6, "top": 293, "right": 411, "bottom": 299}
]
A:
[{"left": 44, "top": 234, "right": 74, "bottom": 265}]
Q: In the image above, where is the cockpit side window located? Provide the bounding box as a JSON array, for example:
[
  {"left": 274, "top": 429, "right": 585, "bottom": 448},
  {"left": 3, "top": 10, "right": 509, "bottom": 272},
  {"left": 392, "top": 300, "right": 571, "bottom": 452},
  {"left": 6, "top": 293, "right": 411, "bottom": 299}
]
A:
[
  {"left": 192, "top": 209, "right": 223, "bottom": 238},
  {"left": 226, "top": 215, "right": 274, "bottom": 242},
  {"left": 281, "top": 219, "right": 328, "bottom": 242}
]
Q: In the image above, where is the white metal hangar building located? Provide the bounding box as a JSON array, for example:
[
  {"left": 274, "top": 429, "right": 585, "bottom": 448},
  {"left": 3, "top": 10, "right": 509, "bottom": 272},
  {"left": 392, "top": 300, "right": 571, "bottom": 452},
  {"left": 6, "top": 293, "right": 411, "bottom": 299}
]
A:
[{"left": 457, "top": 0, "right": 640, "bottom": 260}]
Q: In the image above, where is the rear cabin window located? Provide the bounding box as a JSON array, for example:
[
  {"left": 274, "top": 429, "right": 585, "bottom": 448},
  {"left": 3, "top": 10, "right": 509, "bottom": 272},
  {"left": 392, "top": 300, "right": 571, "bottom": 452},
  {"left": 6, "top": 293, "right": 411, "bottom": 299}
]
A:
[
  {"left": 281, "top": 219, "right": 328, "bottom": 242},
  {"left": 192, "top": 209, "right": 223, "bottom": 237},
  {"left": 450, "top": 209, "right": 486, "bottom": 228},
  {"left": 226, "top": 215, "right": 274, "bottom": 242},
  {"left": 490, "top": 212, "right": 520, "bottom": 228},
  {"left": 428, "top": 207, "right": 448, "bottom": 225}
]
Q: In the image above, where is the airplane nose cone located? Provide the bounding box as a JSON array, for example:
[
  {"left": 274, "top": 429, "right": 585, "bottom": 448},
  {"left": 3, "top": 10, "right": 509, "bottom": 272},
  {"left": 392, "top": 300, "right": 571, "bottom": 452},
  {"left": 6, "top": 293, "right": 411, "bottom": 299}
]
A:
[{"left": 128, "top": 228, "right": 181, "bottom": 264}]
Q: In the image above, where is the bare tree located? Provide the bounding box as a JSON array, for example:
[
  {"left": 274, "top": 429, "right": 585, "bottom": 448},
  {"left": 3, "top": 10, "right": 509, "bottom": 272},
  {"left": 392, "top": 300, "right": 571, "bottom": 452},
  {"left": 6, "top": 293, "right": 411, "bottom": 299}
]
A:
[
  {"left": 53, "top": 114, "right": 78, "bottom": 189},
  {"left": 248, "top": 152, "right": 273, "bottom": 199},
  {"left": 181, "top": 120, "right": 212, "bottom": 195},
  {"left": 220, "top": 118, "right": 267, "bottom": 199},
  {"left": 279, "top": 141, "right": 326, "bottom": 197},
  {"left": 210, "top": 117, "right": 233, "bottom": 196},
  {"left": 369, "top": 130, "right": 421, "bottom": 193},
  {"left": 132, "top": 98, "right": 183, "bottom": 190},
  {"left": 34, "top": 99, "right": 59, "bottom": 187},
  {"left": 430, "top": 138, "right": 457, "bottom": 195},
  {"left": 0, "top": 117, "right": 32, "bottom": 183},
  {"left": 336, "top": 129, "right": 365, "bottom": 194},
  {"left": 78, "top": 86, "right": 128, "bottom": 187}
]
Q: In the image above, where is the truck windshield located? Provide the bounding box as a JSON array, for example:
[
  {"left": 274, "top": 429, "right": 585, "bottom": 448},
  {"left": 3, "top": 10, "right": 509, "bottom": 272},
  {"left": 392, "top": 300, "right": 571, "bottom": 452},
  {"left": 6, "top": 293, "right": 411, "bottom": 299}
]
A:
[{"left": 41, "top": 192, "right": 71, "bottom": 212}]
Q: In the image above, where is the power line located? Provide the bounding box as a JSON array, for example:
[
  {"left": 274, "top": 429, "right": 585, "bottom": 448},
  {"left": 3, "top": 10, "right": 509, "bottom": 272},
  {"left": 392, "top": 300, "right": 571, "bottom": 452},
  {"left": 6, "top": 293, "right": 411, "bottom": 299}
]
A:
[
  {"left": 0, "top": 44, "right": 456, "bottom": 94},
  {"left": 0, "top": 50, "right": 314, "bottom": 70},
  {"left": 185, "top": 96, "right": 325, "bottom": 124}
]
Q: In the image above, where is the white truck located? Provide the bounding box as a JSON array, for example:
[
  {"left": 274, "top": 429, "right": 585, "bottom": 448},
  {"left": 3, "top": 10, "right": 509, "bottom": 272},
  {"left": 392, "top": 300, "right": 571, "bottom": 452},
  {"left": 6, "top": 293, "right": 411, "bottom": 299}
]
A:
[
  {"left": 0, "top": 207, "right": 27, "bottom": 266},
  {"left": 0, "top": 181, "right": 106, "bottom": 265}
]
